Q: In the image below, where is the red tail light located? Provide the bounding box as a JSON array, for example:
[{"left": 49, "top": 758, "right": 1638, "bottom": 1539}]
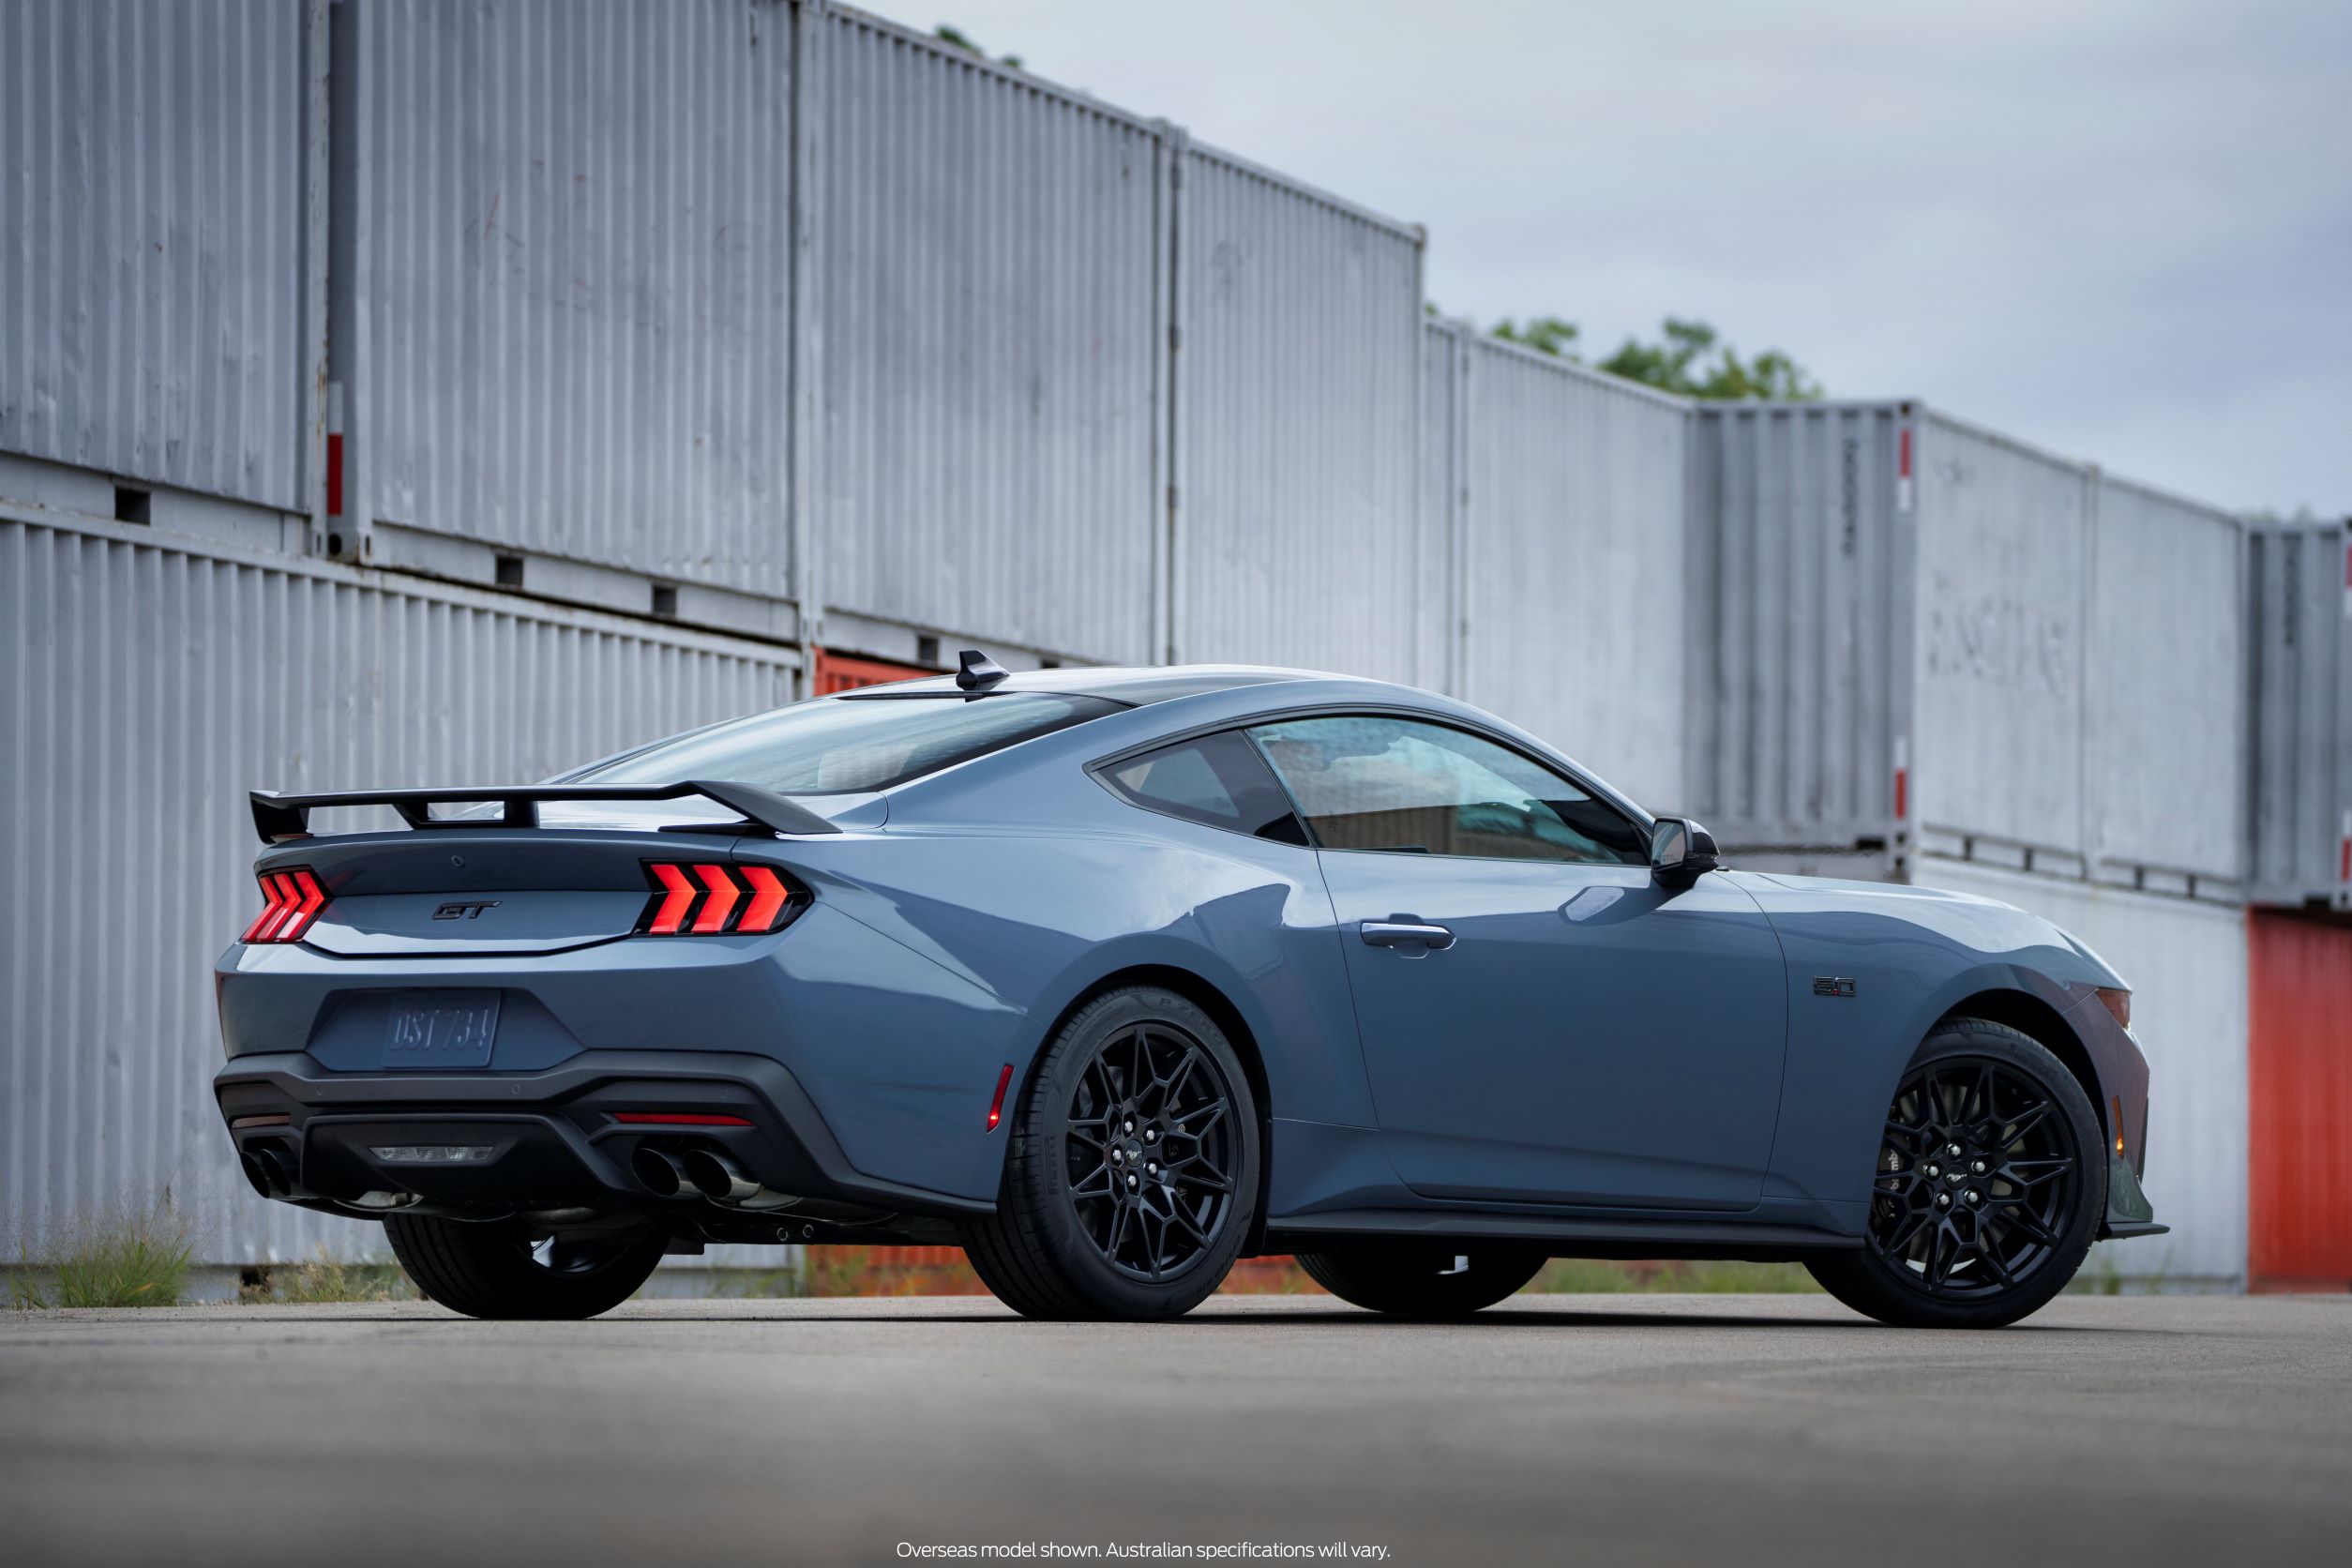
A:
[
  {"left": 640, "top": 862, "right": 806, "bottom": 937},
  {"left": 242, "top": 867, "right": 330, "bottom": 944}
]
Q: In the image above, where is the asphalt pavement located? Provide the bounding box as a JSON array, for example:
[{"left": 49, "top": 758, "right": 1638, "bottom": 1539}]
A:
[{"left": 3, "top": 1292, "right": 2346, "bottom": 1567}]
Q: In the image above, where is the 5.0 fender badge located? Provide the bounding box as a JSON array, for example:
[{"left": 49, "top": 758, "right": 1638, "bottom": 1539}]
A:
[{"left": 1813, "top": 976, "right": 1857, "bottom": 998}]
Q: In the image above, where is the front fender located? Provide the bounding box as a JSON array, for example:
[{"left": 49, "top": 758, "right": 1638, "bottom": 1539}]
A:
[{"left": 1735, "top": 872, "right": 2136, "bottom": 1225}]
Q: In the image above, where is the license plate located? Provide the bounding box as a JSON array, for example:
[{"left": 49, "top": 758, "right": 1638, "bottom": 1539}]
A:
[{"left": 382, "top": 991, "right": 501, "bottom": 1069}]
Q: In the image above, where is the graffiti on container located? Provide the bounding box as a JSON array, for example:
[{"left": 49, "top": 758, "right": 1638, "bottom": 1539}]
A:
[{"left": 1924, "top": 579, "right": 2074, "bottom": 701}]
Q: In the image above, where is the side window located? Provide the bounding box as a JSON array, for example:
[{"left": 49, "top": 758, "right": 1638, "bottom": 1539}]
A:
[
  {"left": 1248, "top": 715, "right": 1646, "bottom": 866},
  {"left": 1100, "top": 731, "right": 1310, "bottom": 846}
]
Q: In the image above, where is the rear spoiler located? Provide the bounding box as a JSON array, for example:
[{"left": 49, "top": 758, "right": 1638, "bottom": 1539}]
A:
[{"left": 249, "top": 780, "right": 841, "bottom": 844}]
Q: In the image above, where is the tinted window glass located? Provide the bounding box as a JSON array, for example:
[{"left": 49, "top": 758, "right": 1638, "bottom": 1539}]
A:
[
  {"left": 1102, "top": 731, "right": 1309, "bottom": 846},
  {"left": 1249, "top": 716, "right": 1645, "bottom": 865},
  {"left": 571, "top": 693, "right": 1120, "bottom": 795}
]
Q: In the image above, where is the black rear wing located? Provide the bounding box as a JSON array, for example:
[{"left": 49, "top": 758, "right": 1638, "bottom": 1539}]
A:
[{"left": 249, "top": 780, "right": 841, "bottom": 844}]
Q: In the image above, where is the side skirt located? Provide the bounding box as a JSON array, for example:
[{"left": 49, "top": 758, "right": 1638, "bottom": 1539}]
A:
[{"left": 1264, "top": 1209, "right": 1862, "bottom": 1260}]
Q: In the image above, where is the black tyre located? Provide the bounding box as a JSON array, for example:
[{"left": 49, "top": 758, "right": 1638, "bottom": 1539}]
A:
[
  {"left": 384, "top": 1214, "right": 665, "bottom": 1320},
  {"left": 959, "top": 987, "right": 1259, "bottom": 1320},
  {"left": 1295, "top": 1244, "right": 1547, "bottom": 1317},
  {"left": 1807, "top": 1017, "right": 2106, "bottom": 1329}
]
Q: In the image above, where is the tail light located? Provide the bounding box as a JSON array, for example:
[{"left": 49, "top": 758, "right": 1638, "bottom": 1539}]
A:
[
  {"left": 640, "top": 862, "right": 806, "bottom": 937},
  {"left": 241, "top": 867, "right": 328, "bottom": 943}
]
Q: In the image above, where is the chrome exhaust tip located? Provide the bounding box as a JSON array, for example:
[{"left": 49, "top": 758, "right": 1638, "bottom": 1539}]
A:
[
  {"left": 679, "top": 1148, "right": 798, "bottom": 1211},
  {"left": 631, "top": 1145, "right": 693, "bottom": 1198}
]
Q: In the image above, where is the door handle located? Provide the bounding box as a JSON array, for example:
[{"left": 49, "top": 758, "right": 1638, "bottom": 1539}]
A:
[{"left": 1360, "top": 920, "right": 1455, "bottom": 951}]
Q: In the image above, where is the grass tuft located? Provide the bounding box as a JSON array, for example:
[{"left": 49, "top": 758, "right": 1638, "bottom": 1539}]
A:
[
  {"left": 11, "top": 1202, "right": 195, "bottom": 1309},
  {"left": 237, "top": 1250, "right": 419, "bottom": 1304},
  {"left": 1530, "top": 1258, "right": 1823, "bottom": 1294}
]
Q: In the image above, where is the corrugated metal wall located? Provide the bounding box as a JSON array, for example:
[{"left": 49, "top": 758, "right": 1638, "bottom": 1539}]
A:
[
  {"left": 2247, "top": 911, "right": 2352, "bottom": 1290},
  {"left": 0, "top": 0, "right": 316, "bottom": 513},
  {"left": 1912, "top": 413, "right": 2094, "bottom": 867},
  {"left": 1173, "top": 145, "right": 1426, "bottom": 683},
  {"left": 1687, "top": 403, "right": 1911, "bottom": 848},
  {"left": 1418, "top": 323, "right": 1468, "bottom": 697},
  {"left": 0, "top": 507, "right": 797, "bottom": 1264},
  {"left": 2248, "top": 520, "right": 2352, "bottom": 911},
  {"left": 1909, "top": 859, "right": 2250, "bottom": 1285},
  {"left": 349, "top": 0, "right": 794, "bottom": 592},
  {"left": 2090, "top": 478, "right": 2245, "bottom": 890},
  {"left": 1461, "top": 338, "right": 1689, "bottom": 807},
  {"left": 810, "top": 10, "right": 1164, "bottom": 664}
]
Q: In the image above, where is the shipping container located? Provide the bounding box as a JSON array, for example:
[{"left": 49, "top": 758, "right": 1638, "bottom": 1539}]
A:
[
  {"left": 1690, "top": 402, "right": 2247, "bottom": 898},
  {"left": 1460, "top": 335, "right": 1690, "bottom": 808},
  {"left": 1909, "top": 859, "right": 2249, "bottom": 1286},
  {"left": 1172, "top": 143, "right": 1428, "bottom": 684},
  {"left": 2089, "top": 477, "right": 2246, "bottom": 895},
  {"left": 0, "top": 0, "right": 322, "bottom": 516},
  {"left": 809, "top": 647, "right": 934, "bottom": 695},
  {"left": 338, "top": 0, "right": 795, "bottom": 597},
  {"left": 1687, "top": 401, "right": 1913, "bottom": 853},
  {"left": 2247, "top": 910, "right": 2352, "bottom": 1290},
  {"left": 2248, "top": 519, "right": 2352, "bottom": 912},
  {"left": 0, "top": 504, "right": 799, "bottom": 1264},
  {"left": 808, "top": 8, "right": 1166, "bottom": 667}
]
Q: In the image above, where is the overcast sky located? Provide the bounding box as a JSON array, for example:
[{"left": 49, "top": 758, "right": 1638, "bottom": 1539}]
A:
[{"left": 929, "top": 0, "right": 2349, "bottom": 517}]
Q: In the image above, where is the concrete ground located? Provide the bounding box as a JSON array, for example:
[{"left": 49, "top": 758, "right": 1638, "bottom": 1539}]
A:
[{"left": 2, "top": 1293, "right": 2346, "bottom": 1567}]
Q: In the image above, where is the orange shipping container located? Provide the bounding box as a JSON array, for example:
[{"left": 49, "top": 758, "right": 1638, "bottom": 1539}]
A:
[
  {"left": 810, "top": 648, "right": 936, "bottom": 696},
  {"left": 2249, "top": 912, "right": 2352, "bottom": 1291}
]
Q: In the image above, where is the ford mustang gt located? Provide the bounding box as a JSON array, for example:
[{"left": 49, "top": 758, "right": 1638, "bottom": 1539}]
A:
[{"left": 215, "top": 654, "right": 2162, "bottom": 1327}]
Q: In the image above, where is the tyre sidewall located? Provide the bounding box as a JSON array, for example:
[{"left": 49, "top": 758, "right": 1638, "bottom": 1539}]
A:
[
  {"left": 1828, "top": 1019, "right": 2108, "bottom": 1329},
  {"left": 1015, "top": 988, "right": 1260, "bottom": 1318}
]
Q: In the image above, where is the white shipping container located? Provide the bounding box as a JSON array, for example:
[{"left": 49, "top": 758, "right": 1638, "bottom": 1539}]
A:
[
  {"left": 1691, "top": 402, "right": 2247, "bottom": 897},
  {"left": 1173, "top": 145, "right": 1429, "bottom": 684},
  {"left": 1459, "top": 335, "right": 1690, "bottom": 808},
  {"left": 0, "top": 505, "right": 798, "bottom": 1264}
]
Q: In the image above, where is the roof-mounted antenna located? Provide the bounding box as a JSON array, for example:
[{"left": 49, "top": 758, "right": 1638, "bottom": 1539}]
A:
[{"left": 956, "top": 649, "right": 1010, "bottom": 692}]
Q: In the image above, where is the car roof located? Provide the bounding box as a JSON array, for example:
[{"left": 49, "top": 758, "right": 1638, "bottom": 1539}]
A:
[{"left": 836, "top": 663, "right": 1344, "bottom": 706}]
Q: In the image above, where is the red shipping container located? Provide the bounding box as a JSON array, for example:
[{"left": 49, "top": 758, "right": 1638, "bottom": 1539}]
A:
[
  {"left": 2249, "top": 912, "right": 2352, "bottom": 1291},
  {"left": 810, "top": 648, "right": 935, "bottom": 696}
]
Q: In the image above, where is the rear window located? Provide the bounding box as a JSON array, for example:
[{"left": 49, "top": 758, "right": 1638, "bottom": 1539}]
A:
[{"left": 569, "top": 693, "right": 1120, "bottom": 795}]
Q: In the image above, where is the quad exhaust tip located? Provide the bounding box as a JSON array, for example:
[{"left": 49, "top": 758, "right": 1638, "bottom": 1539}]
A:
[
  {"left": 679, "top": 1148, "right": 799, "bottom": 1211},
  {"left": 630, "top": 1145, "right": 694, "bottom": 1199}
]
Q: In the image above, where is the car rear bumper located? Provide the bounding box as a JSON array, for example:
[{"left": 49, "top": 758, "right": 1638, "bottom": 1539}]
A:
[
  {"left": 213, "top": 1048, "right": 995, "bottom": 1225},
  {"left": 214, "top": 902, "right": 1027, "bottom": 1203}
]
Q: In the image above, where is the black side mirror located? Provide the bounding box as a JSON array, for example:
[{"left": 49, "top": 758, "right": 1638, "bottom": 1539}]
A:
[{"left": 1649, "top": 816, "right": 1722, "bottom": 888}]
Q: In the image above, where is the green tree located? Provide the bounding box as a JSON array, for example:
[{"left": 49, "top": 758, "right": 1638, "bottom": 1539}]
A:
[
  {"left": 934, "top": 23, "right": 1022, "bottom": 70},
  {"left": 1491, "top": 315, "right": 1581, "bottom": 358},
  {"left": 1486, "top": 312, "right": 1822, "bottom": 400}
]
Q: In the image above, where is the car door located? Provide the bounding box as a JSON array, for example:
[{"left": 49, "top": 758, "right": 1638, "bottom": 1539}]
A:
[{"left": 1249, "top": 714, "right": 1788, "bottom": 1211}]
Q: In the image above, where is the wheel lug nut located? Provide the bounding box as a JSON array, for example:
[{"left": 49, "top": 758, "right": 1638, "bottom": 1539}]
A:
[
  {"left": 1936, "top": 1193, "right": 1952, "bottom": 1209},
  {"left": 1971, "top": 1159, "right": 1987, "bottom": 1175},
  {"left": 1924, "top": 1164, "right": 1941, "bottom": 1178},
  {"left": 1966, "top": 1190, "right": 1982, "bottom": 1205},
  {"left": 1126, "top": 1173, "right": 1138, "bottom": 1190},
  {"left": 1946, "top": 1143, "right": 1963, "bottom": 1158},
  {"left": 1144, "top": 1129, "right": 1156, "bottom": 1143},
  {"left": 1146, "top": 1162, "right": 1158, "bottom": 1176}
]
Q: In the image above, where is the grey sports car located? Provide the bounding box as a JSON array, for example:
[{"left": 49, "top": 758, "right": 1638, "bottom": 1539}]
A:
[{"left": 215, "top": 654, "right": 2161, "bottom": 1326}]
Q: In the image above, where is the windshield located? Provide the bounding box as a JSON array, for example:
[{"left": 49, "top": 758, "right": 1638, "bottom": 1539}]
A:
[{"left": 565, "top": 692, "right": 1122, "bottom": 796}]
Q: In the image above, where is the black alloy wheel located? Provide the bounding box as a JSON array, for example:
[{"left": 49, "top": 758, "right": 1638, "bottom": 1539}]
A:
[
  {"left": 959, "top": 987, "right": 1260, "bottom": 1319},
  {"left": 384, "top": 1213, "right": 666, "bottom": 1320},
  {"left": 1064, "top": 1021, "right": 1240, "bottom": 1281},
  {"left": 1808, "top": 1018, "right": 2106, "bottom": 1329}
]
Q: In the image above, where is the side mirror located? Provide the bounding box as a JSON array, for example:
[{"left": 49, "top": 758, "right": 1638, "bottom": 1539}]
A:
[{"left": 1649, "top": 816, "right": 1721, "bottom": 888}]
